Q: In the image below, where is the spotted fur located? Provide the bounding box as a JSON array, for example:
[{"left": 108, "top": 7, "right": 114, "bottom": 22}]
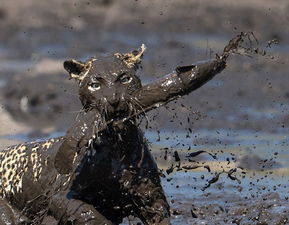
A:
[
  {"left": 0, "top": 144, "right": 29, "bottom": 196},
  {"left": 0, "top": 138, "right": 62, "bottom": 198}
]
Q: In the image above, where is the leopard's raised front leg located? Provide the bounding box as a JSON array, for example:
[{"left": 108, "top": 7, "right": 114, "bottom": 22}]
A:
[{"left": 133, "top": 57, "right": 226, "bottom": 112}]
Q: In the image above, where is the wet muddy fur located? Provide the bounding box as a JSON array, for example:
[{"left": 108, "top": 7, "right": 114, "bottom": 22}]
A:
[{"left": 0, "top": 42, "right": 230, "bottom": 224}]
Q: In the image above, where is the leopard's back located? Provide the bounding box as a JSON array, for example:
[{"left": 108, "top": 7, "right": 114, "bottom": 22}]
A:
[{"left": 0, "top": 137, "right": 64, "bottom": 198}]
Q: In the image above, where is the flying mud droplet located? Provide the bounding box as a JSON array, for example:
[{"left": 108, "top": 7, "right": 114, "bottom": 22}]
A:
[
  {"left": 202, "top": 168, "right": 241, "bottom": 191},
  {"left": 182, "top": 165, "right": 200, "bottom": 170},
  {"left": 186, "top": 150, "right": 216, "bottom": 160},
  {"left": 220, "top": 32, "right": 278, "bottom": 60},
  {"left": 173, "top": 151, "right": 180, "bottom": 162}
]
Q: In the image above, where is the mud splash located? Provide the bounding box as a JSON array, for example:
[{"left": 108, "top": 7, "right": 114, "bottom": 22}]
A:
[{"left": 2, "top": 33, "right": 286, "bottom": 225}]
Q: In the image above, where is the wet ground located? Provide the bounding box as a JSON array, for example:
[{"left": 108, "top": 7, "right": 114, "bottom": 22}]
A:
[{"left": 0, "top": 0, "right": 289, "bottom": 224}]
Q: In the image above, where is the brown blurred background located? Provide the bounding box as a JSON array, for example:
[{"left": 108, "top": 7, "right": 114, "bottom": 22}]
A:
[{"left": 0, "top": 0, "right": 288, "bottom": 142}]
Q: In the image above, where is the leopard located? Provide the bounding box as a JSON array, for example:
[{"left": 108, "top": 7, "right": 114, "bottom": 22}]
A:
[{"left": 0, "top": 44, "right": 227, "bottom": 225}]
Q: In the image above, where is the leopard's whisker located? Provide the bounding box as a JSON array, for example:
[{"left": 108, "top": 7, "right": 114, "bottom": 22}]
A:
[{"left": 129, "top": 97, "right": 150, "bottom": 127}]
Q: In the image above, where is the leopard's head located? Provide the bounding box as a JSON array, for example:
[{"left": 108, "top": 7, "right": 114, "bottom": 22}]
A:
[{"left": 64, "top": 45, "right": 145, "bottom": 120}]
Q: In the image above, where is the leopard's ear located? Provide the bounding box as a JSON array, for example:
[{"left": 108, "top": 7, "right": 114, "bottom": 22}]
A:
[
  {"left": 64, "top": 59, "right": 92, "bottom": 81},
  {"left": 114, "top": 44, "right": 146, "bottom": 69}
]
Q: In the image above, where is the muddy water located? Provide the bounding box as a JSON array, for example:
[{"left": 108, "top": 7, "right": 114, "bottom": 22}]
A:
[
  {"left": 4, "top": 128, "right": 289, "bottom": 224},
  {"left": 124, "top": 129, "right": 289, "bottom": 224},
  {"left": 1, "top": 29, "right": 289, "bottom": 224}
]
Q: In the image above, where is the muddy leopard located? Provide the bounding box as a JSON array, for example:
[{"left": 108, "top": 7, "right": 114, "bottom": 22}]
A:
[{"left": 0, "top": 44, "right": 227, "bottom": 224}]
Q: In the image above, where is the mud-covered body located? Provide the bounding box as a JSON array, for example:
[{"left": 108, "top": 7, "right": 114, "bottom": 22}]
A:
[
  {"left": 69, "top": 122, "right": 168, "bottom": 224},
  {"left": 1, "top": 120, "right": 168, "bottom": 224},
  {"left": 0, "top": 43, "right": 227, "bottom": 224}
]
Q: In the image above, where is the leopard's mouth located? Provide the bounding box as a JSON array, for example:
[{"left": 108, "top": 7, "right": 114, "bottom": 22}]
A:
[{"left": 104, "top": 104, "right": 131, "bottom": 121}]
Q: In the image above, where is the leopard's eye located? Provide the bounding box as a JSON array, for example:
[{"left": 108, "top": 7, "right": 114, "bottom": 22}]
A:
[
  {"left": 88, "top": 82, "right": 101, "bottom": 91},
  {"left": 120, "top": 76, "right": 133, "bottom": 84}
]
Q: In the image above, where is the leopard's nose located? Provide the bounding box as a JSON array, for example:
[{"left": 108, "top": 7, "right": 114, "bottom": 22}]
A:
[{"left": 107, "top": 93, "right": 120, "bottom": 107}]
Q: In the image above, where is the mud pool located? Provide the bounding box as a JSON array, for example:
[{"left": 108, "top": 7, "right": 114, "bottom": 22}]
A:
[
  {"left": 3, "top": 128, "right": 289, "bottom": 224},
  {"left": 153, "top": 129, "right": 289, "bottom": 224}
]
